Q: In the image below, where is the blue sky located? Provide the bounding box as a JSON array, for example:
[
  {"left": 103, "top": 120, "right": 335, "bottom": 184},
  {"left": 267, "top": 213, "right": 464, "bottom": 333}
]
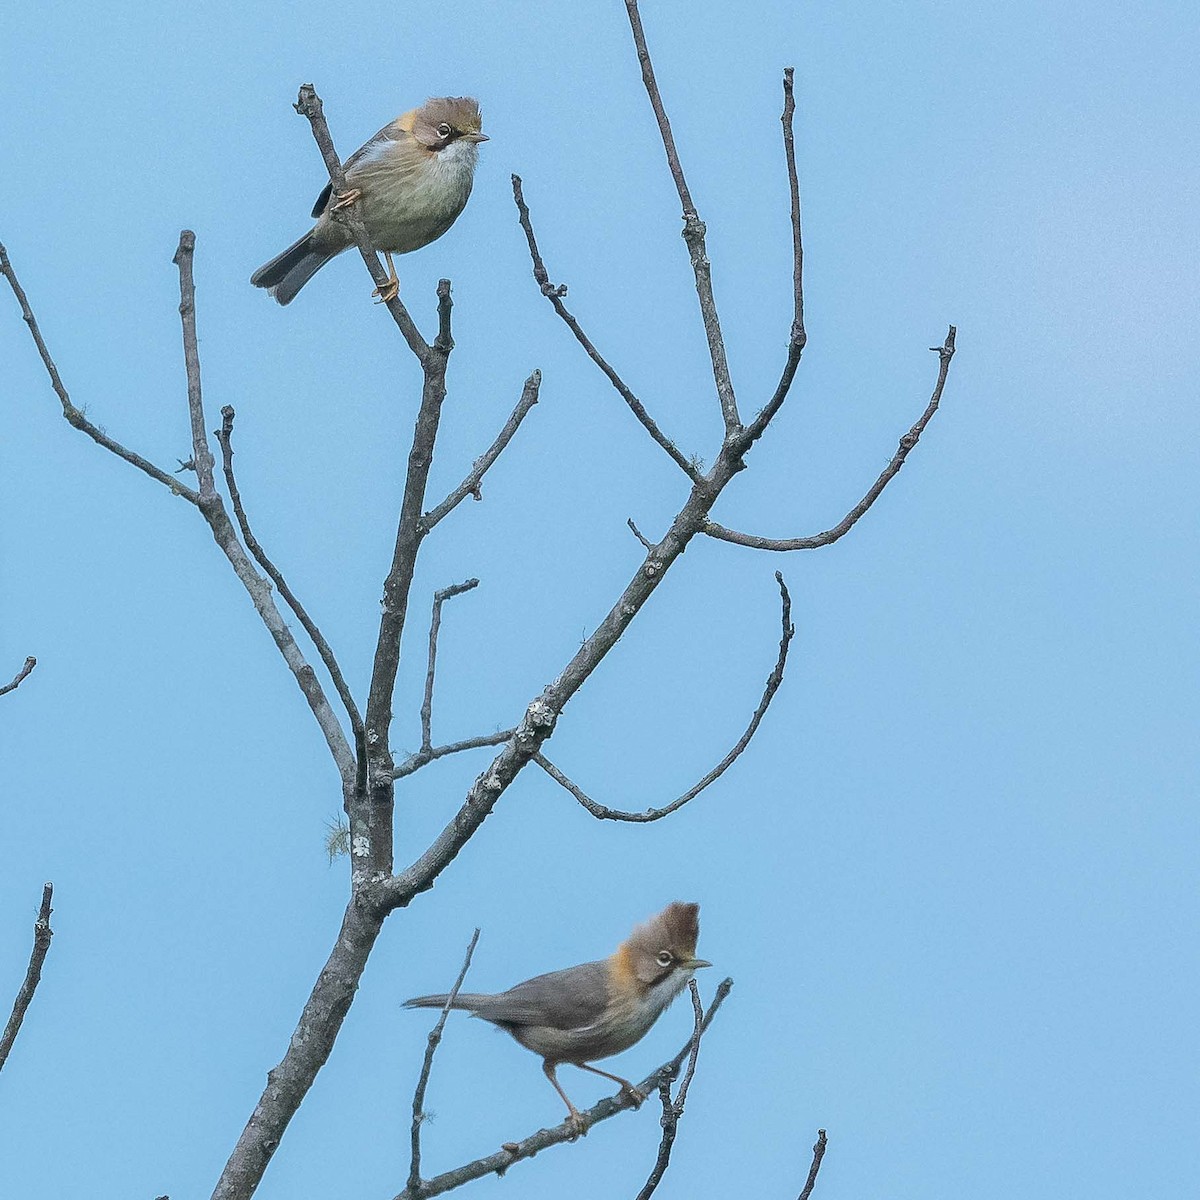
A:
[{"left": 2, "top": 1, "right": 1198, "bottom": 1198}]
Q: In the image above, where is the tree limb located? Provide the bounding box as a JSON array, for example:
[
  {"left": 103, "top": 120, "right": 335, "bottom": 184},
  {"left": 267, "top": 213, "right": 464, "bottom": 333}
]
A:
[
  {"left": 408, "top": 929, "right": 480, "bottom": 1195},
  {"left": 391, "top": 978, "right": 733, "bottom": 1200},
  {"left": 392, "top": 731, "right": 518, "bottom": 781},
  {"left": 0, "top": 656, "right": 36, "bottom": 698},
  {"left": 622, "top": 0, "right": 739, "bottom": 431},
  {"left": 511, "top": 175, "right": 701, "bottom": 483},
  {"left": 421, "top": 372, "right": 542, "bottom": 532},
  {"left": 216, "top": 405, "right": 364, "bottom": 755},
  {"left": 0, "top": 883, "right": 54, "bottom": 1073},
  {"left": 797, "top": 1129, "right": 828, "bottom": 1200},
  {"left": 0, "top": 243, "right": 199, "bottom": 504},
  {"left": 706, "top": 328, "right": 957, "bottom": 551},
  {"left": 534, "top": 572, "right": 793, "bottom": 822},
  {"left": 420, "top": 579, "right": 480, "bottom": 754}
]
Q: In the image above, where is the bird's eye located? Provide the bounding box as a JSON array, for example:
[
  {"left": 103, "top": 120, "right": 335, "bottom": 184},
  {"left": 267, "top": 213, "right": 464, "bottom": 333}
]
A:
[
  {"left": 437, "top": 122, "right": 453, "bottom": 138},
  {"left": 656, "top": 950, "right": 674, "bottom": 968}
]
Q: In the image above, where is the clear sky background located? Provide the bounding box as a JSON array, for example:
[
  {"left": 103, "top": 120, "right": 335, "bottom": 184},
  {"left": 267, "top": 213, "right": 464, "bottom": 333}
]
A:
[{"left": 2, "top": 1, "right": 1198, "bottom": 1197}]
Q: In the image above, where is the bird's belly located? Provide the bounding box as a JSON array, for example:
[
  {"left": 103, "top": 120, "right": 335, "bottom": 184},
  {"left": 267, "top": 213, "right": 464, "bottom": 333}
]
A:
[{"left": 358, "top": 156, "right": 475, "bottom": 254}]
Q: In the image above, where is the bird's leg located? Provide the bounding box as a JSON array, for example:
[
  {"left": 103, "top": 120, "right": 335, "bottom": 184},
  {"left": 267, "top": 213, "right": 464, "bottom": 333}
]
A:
[
  {"left": 542, "top": 1059, "right": 588, "bottom": 1138},
  {"left": 575, "top": 1062, "right": 647, "bottom": 1107},
  {"left": 373, "top": 251, "right": 400, "bottom": 304},
  {"left": 331, "top": 187, "right": 362, "bottom": 210}
]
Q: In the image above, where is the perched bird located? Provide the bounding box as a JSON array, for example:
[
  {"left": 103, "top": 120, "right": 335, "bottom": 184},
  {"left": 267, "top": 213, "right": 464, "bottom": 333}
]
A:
[
  {"left": 251, "top": 96, "right": 488, "bottom": 305},
  {"left": 405, "top": 902, "right": 710, "bottom": 1135}
]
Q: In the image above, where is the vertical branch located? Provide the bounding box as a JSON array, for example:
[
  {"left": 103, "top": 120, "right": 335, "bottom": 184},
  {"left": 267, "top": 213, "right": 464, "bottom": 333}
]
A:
[
  {"left": 623, "top": 0, "right": 739, "bottom": 431},
  {"left": 173, "top": 231, "right": 216, "bottom": 500},
  {"left": 797, "top": 1129, "right": 828, "bottom": 1200},
  {"left": 420, "top": 579, "right": 480, "bottom": 754},
  {"left": 0, "top": 883, "right": 54, "bottom": 1072}
]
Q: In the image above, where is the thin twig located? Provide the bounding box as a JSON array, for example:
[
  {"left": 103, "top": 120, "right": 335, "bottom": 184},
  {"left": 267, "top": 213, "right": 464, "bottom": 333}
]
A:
[
  {"left": 797, "top": 1130, "right": 828, "bottom": 1200},
  {"left": 292, "top": 85, "right": 429, "bottom": 359},
  {"left": 391, "top": 978, "right": 733, "bottom": 1200},
  {"left": 633, "top": 980, "right": 706, "bottom": 1200},
  {"left": 0, "top": 883, "right": 54, "bottom": 1072},
  {"left": 622, "top": 0, "right": 739, "bottom": 431},
  {"left": 707, "top": 328, "right": 957, "bottom": 551},
  {"left": 420, "top": 579, "right": 480, "bottom": 753},
  {"left": 392, "top": 730, "right": 517, "bottom": 781},
  {"left": 511, "top": 176, "right": 701, "bottom": 483},
  {"left": 422, "top": 371, "right": 542, "bottom": 532},
  {"left": 627, "top": 519, "right": 655, "bottom": 552},
  {"left": 215, "top": 406, "right": 364, "bottom": 749},
  {"left": 0, "top": 656, "right": 36, "bottom": 698},
  {"left": 535, "top": 572, "right": 793, "bottom": 821},
  {"left": 408, "top": 928, "right": 480, "bottom": 1195},
  {"left": 0, "top": 243, "right": 200, "bottom": 504},
  {"left": 745, "top": 66, "right": 807, "bottom": 444},
  {"left": 171, "top": 233, "right": 355, "bottom": 781}
]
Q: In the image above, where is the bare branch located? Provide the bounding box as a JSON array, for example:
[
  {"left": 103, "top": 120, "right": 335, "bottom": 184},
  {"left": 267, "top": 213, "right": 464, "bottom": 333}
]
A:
[
  {"left": 627, "top": 518, "right": 655, "bottom": 552},
  {"left": 511, "top": 176, "right": 701, "bottom": 483},
  {"left": 392, "top": 978, "right": 733, "bottom": 1200},
  {"left": 173, "top": 231, "right": 217, "bottom": 500},
  {"left": 707, "top": 328, "right": 957, "bottom": 551},
  {"left": 0, "top": 242, "right": 200, "bottom": 504},
  {"left": 171, "top": 233, "right": 355, "bottom": 782},
  {"left": 622, "top": 1, "right": 740, "bottom": 431},
  {"left": 797, "top": 1129, "right": 829, "bottom": 1200},
  {"left": 420, "top": 579, "right": 481, "bottom": 754},
  {"left": 0, "top": 656, "right": 36, "bottom": 698},
  {"left": 422, "top": 371, "right": 542, "bottom": 532},
  {"left": 534, "top": 572, "right": 794, "bottom": 822},
  {"left": 0, "top": 883, "right": 54, "bottom": 1072},
  {"left": 292, "top": 85, "right": 429, "bottom": 360},
  {"left": 392, "top": 730, "right": 517, "bottom": 781},
  {"left": 745, "top": 66, "right": 807, "bottom": 444},
  {"left": 408, "top": 929, "right": 481, "bottom": 1195},
  {"left": 215, "top": 405, "right": 364, "bottom": 749},
  {"left": 633, "top": 980, "right": 706, "bottom": 1200}
]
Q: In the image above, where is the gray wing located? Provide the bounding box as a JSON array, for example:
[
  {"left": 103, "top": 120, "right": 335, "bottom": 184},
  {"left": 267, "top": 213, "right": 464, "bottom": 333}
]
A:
[
  {"left": 469, "top": 960, "right": 611, "bottom": 1030},
  {"left": 310, "top": 123, "right": 404, "bottom": 218}
]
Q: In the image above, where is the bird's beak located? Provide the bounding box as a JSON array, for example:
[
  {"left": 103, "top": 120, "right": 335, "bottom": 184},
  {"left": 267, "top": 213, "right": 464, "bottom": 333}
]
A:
[
  {"left": 683, "top": 958, "right": 712, "bottom": 970},
  {"left": 464, "top": 131, "right": 489, "bottom": 143}
]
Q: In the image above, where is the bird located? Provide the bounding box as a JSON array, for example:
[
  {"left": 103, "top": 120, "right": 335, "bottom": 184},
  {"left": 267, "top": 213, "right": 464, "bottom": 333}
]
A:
[
  {"left": 404, "top": 902, "right": 710, "bottom": 1135},
  {"left": 251, "top": 96, "right": 488, "bottom": 305}
]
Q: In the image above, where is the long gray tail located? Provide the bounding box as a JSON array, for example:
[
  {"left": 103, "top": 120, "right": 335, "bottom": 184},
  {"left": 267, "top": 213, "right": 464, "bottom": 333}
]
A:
[
  {"left": 404, "top": 993, "right": 488, "bottom": 1012},
  {"left": 250, "top": 232, "right": 337, "bottom": 306}
]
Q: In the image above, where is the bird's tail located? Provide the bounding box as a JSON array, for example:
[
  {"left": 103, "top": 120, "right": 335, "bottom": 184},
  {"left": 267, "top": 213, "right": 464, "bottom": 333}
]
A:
[
  {"left": 250, "top": 232, "right": 338, "bottom": 306},
  {"left": 404, "top": 993, "right": 488, "bottom": 1012}
]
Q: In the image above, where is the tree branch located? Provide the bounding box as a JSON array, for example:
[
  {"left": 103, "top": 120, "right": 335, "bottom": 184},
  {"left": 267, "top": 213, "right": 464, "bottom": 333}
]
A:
[
  {"left": 622, "top": 1, "right": 740, "bottom": 431},
  {"left": 408, "top": 929, "right": 480, "bottom": 1195},
  {"left": 0, "top": 656, "right": 36, "bottom": 698},
  {"left": 511, "top": 175, "right": 702, "bottom": 483},
  {"left": 421, "top": 371, "right": 542, "bottom": 532},
  {"left": 215, "top": 405, "right": 364, "bottom": 753},
  {"left": 745, "top": 66, "right": 807, "bottom": 444},
  {"left": 292, "top": 85, "right": 429, "bottom": 360},
  {"left": 172, "top": 233, "right": 356, "bottom": 782},
  {"left": 420, "top": 579, "right": 480, "bottom": 754},
  {"left": 0, "top": 242, "right": 200, "bottom": 504},
  {"left": 706, "top": 328, "right": 957, "bottom": 551},
  {"left": 534, "top": 572, "right": 793, "bottom": 822},
  {"left": 392, "top": 731, "right": 518, "bottom": 781},
  {"left": 391, "top": 978, "right": 733, "bottom": 1200},
  {"left": 0, "top": 883, "right": 54, "bottom": 1073},
  {"left": 632, "top": 980, "right": 706, "bottom": 1200},
  {"left": 797, "top": 1129, "right": 828, "bottom": 1200}
]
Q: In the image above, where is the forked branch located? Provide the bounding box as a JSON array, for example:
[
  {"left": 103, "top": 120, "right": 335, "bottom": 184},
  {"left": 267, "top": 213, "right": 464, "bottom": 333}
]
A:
[
  {"left": 708, "top": 328, "right": 957, "bottom": 551},
  {"left": 420, "top": 579, "right": 481, "bottom": 753},
  {"left": 0, "top": 883, "right": 54, "bottom": 1073},
  {"left": 534, "top": 572, "right": 793, "bottom": 821}
]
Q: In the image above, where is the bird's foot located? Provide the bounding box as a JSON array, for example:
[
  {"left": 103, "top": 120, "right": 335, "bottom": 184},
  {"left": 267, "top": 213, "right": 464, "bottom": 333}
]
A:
[
  {"left": 331, "top": 188, "right": 362, "bottom": 211},
  {"left": 566, "top": 1108, "right": 589, "bottom": 1139},
  {"left": 372, "top": 275, "right": 399, "bottom": 304},
  {"left": 619, "top": 1082, "right": 647, "bottom": 1108}
]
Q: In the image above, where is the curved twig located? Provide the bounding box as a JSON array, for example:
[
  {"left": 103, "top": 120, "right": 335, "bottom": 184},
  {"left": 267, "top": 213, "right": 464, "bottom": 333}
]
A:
[
  {"left": 511, "top": 176, "right": 701, "bottom": 483},
  {"left": 392, "top": 730, "right": 518, "bottom": 781},
  {"left": 0, "top": 883, "right": 54, "bottom": 1072},
  {"left": 708, "top": 328, "right": 957, "bottom": 550},
  {"left": 535, "top": 572, "right": 793, "bottom": 821},
  {"left": 0, "top": 656, "right": 36, "bottom": 698},
  {"left": 391, "top": 978, "right": 733, "bottom": 1200},
  {"left": 408, "top": 929, "right": 480, "bottom": 1194},
  {"left": 422, "top": 372, "right": 542, "bottom": 532}
]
